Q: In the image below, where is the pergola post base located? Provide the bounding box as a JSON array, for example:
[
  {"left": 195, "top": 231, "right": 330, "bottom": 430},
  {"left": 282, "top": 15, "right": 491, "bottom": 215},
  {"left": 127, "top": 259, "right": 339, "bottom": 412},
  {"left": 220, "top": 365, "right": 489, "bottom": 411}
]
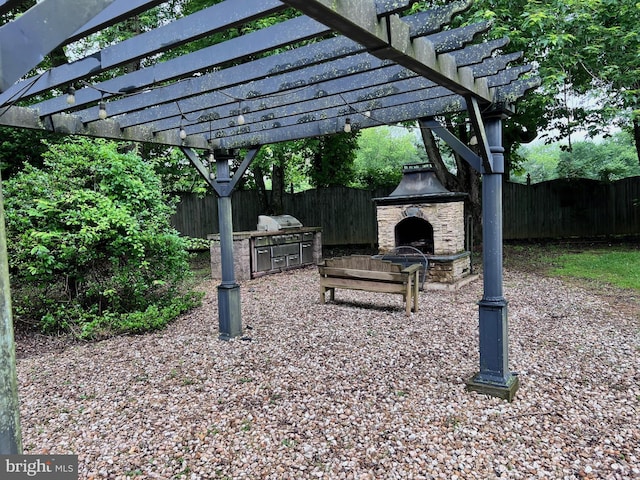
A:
[
  {"left": 466, "top": 299, "right": 519, "bottom": 401},
  {"left": 465, "top": 373, "right": 519, "bottom": 402},
  {"left": 217, "top": 283, "right": 242, "bottom": 341}
]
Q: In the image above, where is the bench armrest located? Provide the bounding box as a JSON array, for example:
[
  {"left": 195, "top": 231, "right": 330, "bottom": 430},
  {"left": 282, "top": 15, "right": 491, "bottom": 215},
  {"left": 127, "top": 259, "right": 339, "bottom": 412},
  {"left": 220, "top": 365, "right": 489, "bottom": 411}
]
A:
[{"left": 401, "top": 263, "right": 423, "bottom": 274}]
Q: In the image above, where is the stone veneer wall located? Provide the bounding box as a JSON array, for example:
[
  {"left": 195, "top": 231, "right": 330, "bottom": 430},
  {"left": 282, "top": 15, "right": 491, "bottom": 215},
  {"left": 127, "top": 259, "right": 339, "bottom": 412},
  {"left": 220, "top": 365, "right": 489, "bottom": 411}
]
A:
[
  {"left": 376, "top": 202, "right": 466, "bottom": 255},
  {"left": 427, "top": 255, "right": 471, "bottom": 284},
  {"left": 210, "top": 237, "right": 252, "bottom": 281}
]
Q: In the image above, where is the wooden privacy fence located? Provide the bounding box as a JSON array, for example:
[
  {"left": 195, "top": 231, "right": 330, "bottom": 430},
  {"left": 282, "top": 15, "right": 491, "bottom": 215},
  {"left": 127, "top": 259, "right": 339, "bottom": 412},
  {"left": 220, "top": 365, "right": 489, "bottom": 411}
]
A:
[
  {"left": 171, "top": 177, "right": 640, "bottom": 244},
  {"left": 170, "top": 186, "right": 391, "bottom": 245},
  {"left": 503, "top": 177, "right": 640, "bottom": 239}
]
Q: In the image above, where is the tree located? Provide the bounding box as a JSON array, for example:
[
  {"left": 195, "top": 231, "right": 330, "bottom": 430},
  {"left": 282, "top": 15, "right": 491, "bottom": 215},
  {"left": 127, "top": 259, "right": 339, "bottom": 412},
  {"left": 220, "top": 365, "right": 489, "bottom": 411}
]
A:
[
  {"left": 513, "top": 143, "right": 561, "bottom": 184},
  {"left": 556, "top": 131, "right": 640, "bottom": 181},
  {"left": 417, "top": 0, "right": 640, "bottom": 241},
  {"left": 245, "top": 140, "right": 313, "bottom": 214},
  {"left": 351, "top": 126, "right": 423, "bottom": 189},
  {"left": 305, "top": 132, "right": 361, "bottom": 188},
  {"left": 465, "top": 0, "right": 640, "bottom": 161},
  {"left": 0, "top": 128, "right": 65, "bottom": 179},
  {"left": 3, "top": 138, "right": 200, "bottom": 338}
]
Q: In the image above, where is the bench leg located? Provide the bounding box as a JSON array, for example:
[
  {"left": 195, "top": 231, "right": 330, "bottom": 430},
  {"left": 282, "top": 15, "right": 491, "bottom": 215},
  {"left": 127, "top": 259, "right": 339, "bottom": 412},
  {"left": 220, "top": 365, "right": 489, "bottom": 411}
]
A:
[
  {"left": 320, "top": 286, "right": 335, "bottom": 304},
  {"left": 405, "top": 282, "right": 412, "bottom": 316},
  {"left": 413, "top": 272, "right": 419, "bottom": 313}
]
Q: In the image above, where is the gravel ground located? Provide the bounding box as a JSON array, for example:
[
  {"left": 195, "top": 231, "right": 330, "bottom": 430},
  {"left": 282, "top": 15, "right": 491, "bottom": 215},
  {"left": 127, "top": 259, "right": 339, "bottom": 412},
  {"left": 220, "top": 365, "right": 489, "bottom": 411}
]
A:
[{"left": 15, "top": 266, "right": 640, "bottom": 479}]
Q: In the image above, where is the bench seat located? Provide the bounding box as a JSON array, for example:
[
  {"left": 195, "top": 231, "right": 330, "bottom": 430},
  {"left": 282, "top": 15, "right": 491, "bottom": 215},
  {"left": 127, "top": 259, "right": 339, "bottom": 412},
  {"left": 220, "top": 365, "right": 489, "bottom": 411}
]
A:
[{"left": 318, "top": 255, "right": 422, "bottom": 315}]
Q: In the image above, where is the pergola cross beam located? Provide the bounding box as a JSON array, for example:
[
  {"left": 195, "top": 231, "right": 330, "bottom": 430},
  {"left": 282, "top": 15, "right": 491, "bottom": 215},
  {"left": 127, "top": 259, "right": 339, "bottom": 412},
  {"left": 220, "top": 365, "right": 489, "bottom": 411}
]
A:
[
  {"left": 0, "top": 0, "right": 116, "bottom": 92},
  {"left": 281, "top": 0, "right": 492, "bottom": 102}
]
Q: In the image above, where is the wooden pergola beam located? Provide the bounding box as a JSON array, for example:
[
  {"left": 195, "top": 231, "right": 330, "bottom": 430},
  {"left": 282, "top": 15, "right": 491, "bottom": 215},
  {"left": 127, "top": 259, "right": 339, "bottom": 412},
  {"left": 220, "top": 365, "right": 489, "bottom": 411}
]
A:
[{"left": 282, "top": 0, "right": 492, "bottom": 102}]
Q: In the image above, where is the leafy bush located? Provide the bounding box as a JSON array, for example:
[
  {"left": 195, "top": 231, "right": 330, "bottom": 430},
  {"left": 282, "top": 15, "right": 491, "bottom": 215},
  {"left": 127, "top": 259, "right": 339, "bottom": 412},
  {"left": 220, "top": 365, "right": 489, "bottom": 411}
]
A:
[
  {"left": 182, "top": 236, "right": 210, "bottom": 251},
  {"left": 3, "top": 138, "right": 199, "bottom": 338}
]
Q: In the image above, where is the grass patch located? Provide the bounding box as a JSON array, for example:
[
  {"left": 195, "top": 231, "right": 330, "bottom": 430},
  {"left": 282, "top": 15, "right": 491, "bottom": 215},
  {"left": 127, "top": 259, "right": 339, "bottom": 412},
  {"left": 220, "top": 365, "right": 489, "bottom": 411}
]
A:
[
  {"left": 504, "top": 241, "right": 640, "bottom": 292},
  {"left": 550, "top": 250, "right": 640, "bottom": 291},
  {"left": 187, "top": 249, "right": 212, "bottom": 283}
]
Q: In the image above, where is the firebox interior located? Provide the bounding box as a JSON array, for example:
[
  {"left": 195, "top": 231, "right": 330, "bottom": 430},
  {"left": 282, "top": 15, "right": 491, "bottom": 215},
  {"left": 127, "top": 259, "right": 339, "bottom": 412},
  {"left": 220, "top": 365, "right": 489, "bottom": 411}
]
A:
[{"left": 394, "top": 217, "right": 434, "bottom": 254}]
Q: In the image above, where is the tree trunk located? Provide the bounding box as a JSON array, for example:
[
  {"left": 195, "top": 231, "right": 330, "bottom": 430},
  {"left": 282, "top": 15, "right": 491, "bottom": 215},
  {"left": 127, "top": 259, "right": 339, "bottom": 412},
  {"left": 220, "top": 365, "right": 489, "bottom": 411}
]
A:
[
  {"left": 418, "top": 121, "right": 458, "bottom": 190},
  {"left": 252, "top": 165, "right": 272, "bottom": 214},
  {"left": 634, "top": 118, "right": 640, "bottom": 165},
  {"left": 271, "top": 160, "right": 285, "bottom": 215},
  {"left": 452, "top": 121, "right": 482, "bottom": 247},
  {"left": 457, "top": 157, "right": 482, "bottom": 249},
  {"left": 418, "top": 118, "right": 482, "bottom": 248}
]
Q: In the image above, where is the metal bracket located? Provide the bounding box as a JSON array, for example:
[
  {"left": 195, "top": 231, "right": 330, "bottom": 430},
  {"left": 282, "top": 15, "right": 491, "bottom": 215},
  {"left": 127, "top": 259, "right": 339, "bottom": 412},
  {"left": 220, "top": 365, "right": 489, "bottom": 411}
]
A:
[
  {"left": 180, "top": 146, "right": 260, "bottom": 197},
  {"left": 466, "top": 96, "right": 493, "bottom": 174},
  {"left": 419, "top": 117, "right": 482, "bottom": 173},
  {"left": 180, "top": 146, "right": 216, "bottom": 191}
]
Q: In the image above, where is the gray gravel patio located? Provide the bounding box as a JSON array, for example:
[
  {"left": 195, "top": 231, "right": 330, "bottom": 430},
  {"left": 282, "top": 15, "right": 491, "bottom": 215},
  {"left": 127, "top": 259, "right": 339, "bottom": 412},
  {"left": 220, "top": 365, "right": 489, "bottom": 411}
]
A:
[{"left": 15, "top": 265, "right": 640, "bottom": 479}]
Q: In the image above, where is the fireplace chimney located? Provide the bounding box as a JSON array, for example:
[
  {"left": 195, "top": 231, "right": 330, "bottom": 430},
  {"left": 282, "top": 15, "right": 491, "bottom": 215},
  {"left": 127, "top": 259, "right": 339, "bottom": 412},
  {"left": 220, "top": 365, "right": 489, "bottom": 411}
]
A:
[{"left": 378, "top": 163, "right": 466, "bottom": 204}]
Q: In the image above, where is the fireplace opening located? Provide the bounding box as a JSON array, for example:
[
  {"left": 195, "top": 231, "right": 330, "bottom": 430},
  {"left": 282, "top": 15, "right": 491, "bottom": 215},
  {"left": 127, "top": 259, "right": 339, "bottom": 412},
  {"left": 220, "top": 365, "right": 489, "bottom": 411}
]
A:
[{"left": 394, "top": 217, "right": 434, "bottom": 254}]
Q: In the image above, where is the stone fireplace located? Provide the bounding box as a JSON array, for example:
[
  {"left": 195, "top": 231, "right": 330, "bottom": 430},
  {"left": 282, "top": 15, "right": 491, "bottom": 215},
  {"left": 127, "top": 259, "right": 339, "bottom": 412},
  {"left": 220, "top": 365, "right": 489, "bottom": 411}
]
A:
[{"left": 374, "top": 163, "right": 473, "bottom": 287}]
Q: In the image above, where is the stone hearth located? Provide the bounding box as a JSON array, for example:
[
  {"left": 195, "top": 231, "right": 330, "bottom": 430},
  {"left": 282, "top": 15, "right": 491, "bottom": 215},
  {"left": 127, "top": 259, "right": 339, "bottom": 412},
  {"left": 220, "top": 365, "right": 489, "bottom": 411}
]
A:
[{"left": 374, "top": 163, "right": 474, "bottom": 287}]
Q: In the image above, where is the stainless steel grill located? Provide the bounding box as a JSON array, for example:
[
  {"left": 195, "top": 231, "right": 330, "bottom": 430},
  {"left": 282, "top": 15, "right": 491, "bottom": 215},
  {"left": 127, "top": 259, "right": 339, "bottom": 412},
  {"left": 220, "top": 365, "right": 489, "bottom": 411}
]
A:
[
  {"left": 257, "top": 214, "right": 303, "bottom": 232},
  {"left": 210, "top": 213, "right": 320, "bottom": 280},
  {"left": 252, "top": 215, "right": 316, "bottom": 274}
]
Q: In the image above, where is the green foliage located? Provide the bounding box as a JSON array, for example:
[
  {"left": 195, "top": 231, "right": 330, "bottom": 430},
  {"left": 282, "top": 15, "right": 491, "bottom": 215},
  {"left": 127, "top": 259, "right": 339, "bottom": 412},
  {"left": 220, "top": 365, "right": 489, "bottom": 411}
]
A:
[
  {"left": 305, "top": 132, "right": 361, "bottom": 188},
  {"left": 182, "top": 236, "right": 211, "bottom": 251},
  {"left": 556, "top": 132, "right": 640, "bottom": 181},
  {"left": 3, "top": 138, "right": 197, "bottom": 338},
  {"left": 75, "top": 291, "right": 204, "bottom": 339},
  {"left": 249, "top": 140, "right": 313, "bottom": 192},
  {"left": 0, "top": 128, "right": 65, "bottom": 179},
  {"left": 143, "top": 144, "right": 210, "bottom": 196},
  {"left": 515, "top": 132, "right": 640, "bottom": 183},
  {"left": 512, "top": 143, "right": 561, "bottom": 183},
  {"left": 351, "top": 126, "right": 423, "bottom": 189},
  {"left": 463, "top": 0, "right": 640, "bottom": 161}
]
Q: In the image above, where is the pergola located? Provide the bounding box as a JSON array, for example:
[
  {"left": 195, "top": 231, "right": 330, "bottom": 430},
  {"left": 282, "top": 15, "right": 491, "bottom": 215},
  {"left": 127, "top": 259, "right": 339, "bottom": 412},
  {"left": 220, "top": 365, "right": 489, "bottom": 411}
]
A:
[{"left": 0, "top": 0, "right": 539, "bottom": 452}]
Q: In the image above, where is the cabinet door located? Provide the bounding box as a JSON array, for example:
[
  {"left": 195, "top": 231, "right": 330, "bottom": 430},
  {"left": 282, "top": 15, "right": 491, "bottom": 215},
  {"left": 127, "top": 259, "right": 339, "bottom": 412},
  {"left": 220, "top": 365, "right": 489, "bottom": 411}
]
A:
[
  {"left": 301, "top": 242, "right": 313, "bottom": 264},
  {"left": 271, "top": 256, "right": 286, "bottom": 270},
  {"left": 287, "top": 253, "right": 301, "bottom": 266},
  {"left": 255, "top": 248, "right": 271, "bottom": 271}
]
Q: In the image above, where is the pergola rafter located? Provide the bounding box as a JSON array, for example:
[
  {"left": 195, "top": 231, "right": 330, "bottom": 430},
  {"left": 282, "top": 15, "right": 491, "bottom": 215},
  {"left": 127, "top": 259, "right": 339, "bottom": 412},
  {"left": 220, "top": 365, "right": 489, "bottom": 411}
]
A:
[
  {"left": 0, "top": 0, "right": 288, "bottom": 108},
  {"left": 0, "top": 2, "right": 541, "bottom": 443},
  {"left": 0, "top": 0, "right": 538, "bottom": 151}
]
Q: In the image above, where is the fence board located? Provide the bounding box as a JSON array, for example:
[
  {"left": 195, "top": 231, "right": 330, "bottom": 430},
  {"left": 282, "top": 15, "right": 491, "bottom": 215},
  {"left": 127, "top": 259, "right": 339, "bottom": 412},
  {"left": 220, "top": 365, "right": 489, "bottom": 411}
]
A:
[{"left": 171, "top": 177, "right": 640, "bottom": 244}]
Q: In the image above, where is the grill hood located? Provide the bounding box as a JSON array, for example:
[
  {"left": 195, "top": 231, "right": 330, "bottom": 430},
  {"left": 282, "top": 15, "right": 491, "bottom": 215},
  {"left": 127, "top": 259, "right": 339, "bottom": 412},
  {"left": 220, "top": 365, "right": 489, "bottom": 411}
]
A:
[{"left": 257, "top": 214, "right": 303, "bottom": 231}]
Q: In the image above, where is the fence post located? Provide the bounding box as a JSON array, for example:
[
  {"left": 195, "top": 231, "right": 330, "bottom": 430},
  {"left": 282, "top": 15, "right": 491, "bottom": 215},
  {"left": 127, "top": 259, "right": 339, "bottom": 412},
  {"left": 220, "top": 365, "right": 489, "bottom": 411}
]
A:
[{"left": 0, "top": 176, "right": 22, "bottom": 453}]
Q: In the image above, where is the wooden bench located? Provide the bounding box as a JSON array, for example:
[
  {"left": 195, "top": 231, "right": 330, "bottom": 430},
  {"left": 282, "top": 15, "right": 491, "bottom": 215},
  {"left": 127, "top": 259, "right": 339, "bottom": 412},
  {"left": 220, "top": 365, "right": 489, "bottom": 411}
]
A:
[{"left": 318, "top": 255, "right": 422, "bottom": 316}]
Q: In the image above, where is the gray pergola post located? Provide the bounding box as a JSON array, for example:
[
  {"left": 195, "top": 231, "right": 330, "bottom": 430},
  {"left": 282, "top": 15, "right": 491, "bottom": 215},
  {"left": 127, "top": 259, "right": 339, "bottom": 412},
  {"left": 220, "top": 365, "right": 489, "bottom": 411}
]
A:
[
  {"left": 466, "top": 114, "right": 519, "bottom": 401},
  {"left": 214, "top": 155, "right": 242, "bottom": 341},
  {"left": 180, "top": 147, "right": 259, "bottom": 341},
  {"left": 0, "top": 177, "right": 22, "bottom": 453}
]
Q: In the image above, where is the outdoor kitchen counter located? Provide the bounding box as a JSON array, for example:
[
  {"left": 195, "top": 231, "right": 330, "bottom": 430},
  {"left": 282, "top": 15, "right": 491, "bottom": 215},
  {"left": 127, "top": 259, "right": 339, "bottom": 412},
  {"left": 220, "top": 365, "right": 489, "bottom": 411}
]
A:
[
  {"left": 208, "top": 226, "right": 322, "bottom": 241},
  {"left": 208, "top": 227, "right": 322, "bottom": 280}
]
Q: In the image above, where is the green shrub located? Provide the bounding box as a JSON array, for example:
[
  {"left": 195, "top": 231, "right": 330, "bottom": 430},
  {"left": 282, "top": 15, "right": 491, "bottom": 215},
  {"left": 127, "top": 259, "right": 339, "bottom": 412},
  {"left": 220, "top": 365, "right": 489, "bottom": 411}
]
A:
[
  {"left": 3, "top": 138, "right": 199, "bottom": 337},
  {"left": 182, "top": 236, "right": 210, "bottom": 251}
]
